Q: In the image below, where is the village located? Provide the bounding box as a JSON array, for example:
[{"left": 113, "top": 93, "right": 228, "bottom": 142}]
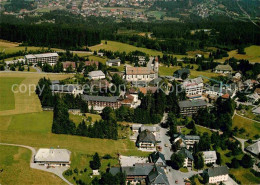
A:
[{"left": 2, "top": 50, "right": 259, "bottom": 185}]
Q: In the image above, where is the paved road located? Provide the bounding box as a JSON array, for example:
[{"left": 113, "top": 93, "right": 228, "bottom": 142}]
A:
[
  {"left": 235, "top": 111, "right": 260, "bottom": 124},
  {"left": 32, "top": 66, "right": 42, "bottom": 73},
  {"left": 0, "top": 143, "right": 72, "bottom": 185}
]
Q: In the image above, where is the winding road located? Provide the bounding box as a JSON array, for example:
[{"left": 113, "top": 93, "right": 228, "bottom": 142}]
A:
[{"left": 0, "top": 143, "right": 72, "bottom": 185}]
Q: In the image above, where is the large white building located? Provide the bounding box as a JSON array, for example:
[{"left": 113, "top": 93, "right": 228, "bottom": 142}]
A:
[
  {"left": 207, "top": 166, "right": 229, "bottom": 184},
  {"left": 34, "top": 148, "right": 71, "bottom": 166},
  {"left": 25, "top": 53, "right": 59, "bottom": 66},
  {"left": 88, "top": 70, "right": 106, "bottom": 80},
  {"left": 202, "top": 151, "right": 217, "bottom": 164},
  {"left": 125, "top": 60, "right": 158, "bottom": 82},
  {"left": 182, "top": 77, "right": 203, "bottom": 98}
]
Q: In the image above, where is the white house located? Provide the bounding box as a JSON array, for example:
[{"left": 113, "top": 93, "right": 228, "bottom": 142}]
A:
[
  {"left": 106, "top": 59, "right": 121, "bottom": 66},
  {"left": 202, "top": 151, "right": 217, "bottom": 164},
  {"left": 34, "top": 148, "right": 71, "bottom": 166},
  {"left": 182, "top": 77, "right": 203, "bottom": 98},
  {"left": 88, "top": 70, "right": 106, "bottom": 80},
  {"left": 50, "top": 84, "right": 84, "bottom": 96},
  {"left": 207, "top": 166, "right": 229, "bottom": 184},
  {"left": 25, "top": 53, "right": 59, "bottom": 66}
]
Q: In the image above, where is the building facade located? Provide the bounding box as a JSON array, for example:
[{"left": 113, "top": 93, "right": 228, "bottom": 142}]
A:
[
  {"left": 207, "top": 166, "right": 229, "bottom": 184},
  {"left": 25, "top": 53, "right": 59, "bottom": 66},
  {"left": 179, "top": 100, "right": 207, "bottom": 116},
  {"left": 182, "top": 77, "right": 203, "bottom": 98}
]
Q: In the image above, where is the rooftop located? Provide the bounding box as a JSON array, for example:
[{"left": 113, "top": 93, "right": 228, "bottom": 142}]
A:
[
  {"left": 137, "top": 130, "right": 156, "bottom": 144},
  {"left": 119, "top": 156, "right": 149, "bottom": 167},
  {"left": 179, "top": 99, "right": 207, "bottom": 108},
  {"left": 202, "top": 151, "right": 217, "bottom": 160},
  {"left": 81, "top": 95, "right": 119, "bottom": 103},
  {"left": 34, "top": 148, "right": 71, "bottom": 162},
  {"left": 245, "top": 141, "right": 260, "bottom": 156},
  {"left": 88, "top": 70, "right": 105, "bottom": 78},
  {"left": 25, "top": 53, "right": 59, "bottom": 59},
  {"left": 207, "top": 166, "right": 228, "bottom": 177},
  {"left": 107, "top": 58, "right": 121, "bottom": 63},
  {"left": 126, "top": 67, "right": 154, "bottom": 75},
  {"left": 215, "top": 64, "right": 232, "bottom": 71}
]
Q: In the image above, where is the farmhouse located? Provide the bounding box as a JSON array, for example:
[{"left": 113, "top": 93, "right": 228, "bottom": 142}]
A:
[
  {"left": 202, "top": 151, "right": 217, "bottom": 164},
  {"left": 125, "top": 61, "right": 158, "bottom": 82},
  {"left": 81, "top": 95, "right": 121, "bottom": 112},
  {"left": 88, "top": 70, "right": 106, "bottom": 80},
  {"left": 25, "top": 53, "right": 59, "bottom": 66},
  {"left": 179, "top": 99, "right": 207, "bottom": 116},
  {"left": 34, "top": 148, "right": 71, "bottom": 166},
  {"left": 50, "top": 84, "right": 83, "bottom": 96},
  {"left": 214, "top": 64, "right": 232, "bottom": 74},
  {"left": 106, "top": 58, "right": 121, "bottom": 66},
  {"left": 136, "top": 130, "right": 156, "bottom": 149},
  {"left": 206, "top": 166, "right": 229, "bottom": 184}
]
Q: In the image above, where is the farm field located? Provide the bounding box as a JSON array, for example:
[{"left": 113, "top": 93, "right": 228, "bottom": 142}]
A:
[
  {"left": 0, "top": 73, "right": 73, "bottom": 116},
  {"left": 232, "top": 114, "right": 260, "bottom": 139},
  {"left": 89, "top": 40, "right": 163, "bottom": 56},
  {"left": 0, "top": 145, "right": 64, "bottom": 185},
  {"left": 217, "top": 45, "right": 260, "bottom": 63}
]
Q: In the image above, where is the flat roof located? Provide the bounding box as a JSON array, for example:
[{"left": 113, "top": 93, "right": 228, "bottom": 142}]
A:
[
  {"left": 34, "top": 148, "right": 71, "bottom": 162},
  {"left": 81, "top": 95, "right": 119, "bottom": 103},
  {"left": 179, "top": 99, "right": 207, "bottom": 108},
  {"left": 88, "top": 70, "right": 105, "bottom": 77},
  {"left": 25, "top": 53, "right": 58, "bottom": 59}
]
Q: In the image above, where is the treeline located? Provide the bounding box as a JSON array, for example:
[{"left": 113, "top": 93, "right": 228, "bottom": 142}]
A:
[
  {"left": 0, "top": 23, "right": 101, "bottom": 49},
  {"left": 52, "top": 98, "right": 118, "bottom": 140}
]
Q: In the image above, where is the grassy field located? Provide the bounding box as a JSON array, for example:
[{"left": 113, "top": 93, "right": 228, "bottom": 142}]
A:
[
  {"left": 232, "top": 114, "right": 260, "bottom": 139},
  {"left": 217, "top": 45, "right": 260, "bottom": 63},
  {"left": 89, "top": 40, "right": 163, "bottom": 56},
  {"left": 0, "top": 73, "right": 73, "bottom": 116},
  {"left": 230, "top": 167, "right": 260, "bottom": 184},
  {"left": 69, "top": 113, "right": 101, "bottom": 125},
  {"left": 0, "top": 145, "right": 64, "bottom": 185},
  {"left": 0, "top": 77, "right": 24, "bottom": 111},
  {"left": 181, "top": 125, "right": 212, "bottom": 136}
]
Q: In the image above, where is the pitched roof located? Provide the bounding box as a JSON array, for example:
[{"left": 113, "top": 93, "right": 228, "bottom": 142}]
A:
[
  {"left": 215, "top": 64, "right": 232, "bottom": 71},
  {"left": 85, "top": 61, "right": 99, "bottom": 66},
  {"left": 122, "top": 164, "right": 154, "bottom": 176},
  {"left": 139, "top": 87, "right": 158, "bottom": 95},
  {"left": 88, "top": 70, "right": 105, "bottom": 78},
  {"left": 149, "top": 152, "right": 166, "bottom": 164},
  {"left": 252, "top": 106, "right": 260, "bottom": 114},
  {"left": 62, "top": 61, "right": 76, "bottom": 69},
  {"left": 202, "top": 151, "right": 217, "bottom": 160},
  {"left": 140, "top": 125, "right": 160, "bottom": 132},
  {"left": 109, "top": 167, "right": 121, "bottom": 176},
  {"left": 148, "top": 166, "right": 170, "bottom": 185},
  {"left": 81, "top": 95, "right": 119, "bottom": 103},
  {"left": 107, "top": 58, "right": 121, "bottom": 63},
  {"left": 178, "top": 148, "right": 194, "bottom": 160},
  {"left": 126, "top": 67, "right": 154, "bottom": 75},
  {"left": 207, "top": 166, "right": 228, "bottom": 177},
  {"left": 179, "top": 99, "right": 207, "bottom": 108},
  {"left": 137, "top": 130, "right": 156, "bottom": 144},
  {"left": 245, "top": 141, "right": 260, "bottom": 156}
]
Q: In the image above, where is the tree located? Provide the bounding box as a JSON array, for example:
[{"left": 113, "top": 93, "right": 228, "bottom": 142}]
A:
[
  {"left": 231, "top": 158, "right": 240, "bottom": 168},
  {"left": 240, "top": 154, "right": 254, "bottom": 168},
  {"left": 193, "top": 152, "right": 204, "bottom": 170},
  {"left": 216, "top": 152, "right": 221, "bottom": 165},
  {"left": 90, "top": 152, "right": 101, "bottom": 170},
  {"left": 171, "top": 153, "right": 184, "bottom": 169}
]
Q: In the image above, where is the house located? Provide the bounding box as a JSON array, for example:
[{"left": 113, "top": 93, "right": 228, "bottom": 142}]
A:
[
  {"left": 50, "top": 84, "right": 84, "bottom": 96},
  {"left": 204, "top": 85, "right": 236, "bottom": 98},
  {"left": 85, "top": 61, "right": 99, "bottom": 67},
  {"left": 81, "top": 95, "right": 121, "bottom": 112},
  {"left": 173, "top": 134, "right": 200, "bottom": 149},
  {"left": 88, "top": 70, "right": 106, "bottom": 80},
  {"left": 106, "top": 58, "right": 121, "bottom": 66},
  {"left": 110, "top": 164, "right": 169, "bottom": 185},
  {"left": 136, "top": 130, "right": 156, "bottom": 149},
  {"left": 178, "top": 148, "right": 194, "bottom": 167},
  {"left": 247, "top": 93, "right": 260, "bottom": 104},
  {"left": 149, "top": 151, "right": 166, "bottom": 167},
  {"left": 214, "top": 65, "right": 232, "bottom": 74},
  {"left": 62, "top": 61, "right": 76, "bottom": 71},
  {"left": 182, "top": 77, "right": 203, "bottom": 98},
  {"left": 205, "top": 166, "right": 229, "bottom": 184},
  {"left": 125, "top": 61, "right": 158, "bottom": 82},
  {"left": 139, "top": 87, "right": 158, "bottom": 95},
  {"left": 120, "top": 94, "right": 139, "bottom": 108},
  {"left": 233, "top": 72, "right": 242, "bottom": 81},
  {"left": 202, "top": 151, "right": 217, "bottom": 164},
  {"left": 179, "top": 99, "right": 207, "bottom": 116},
  {"left": 34, "top": 148, "right": 71, "bottom": 166},
  {"left": 252, "top": 106, "right": 260, "bottom": 115},
  {"left": 25, "top": 53, "right": 58, "bottom": 66},
  {"left": 245, "top": 141, "right": 260, "bottom": 157},
  {"left": 174, "top": 68, "right": 190, "bottom": 79}
]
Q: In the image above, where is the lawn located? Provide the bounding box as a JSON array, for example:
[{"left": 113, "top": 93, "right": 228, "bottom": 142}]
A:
[
  {"left": 89, "top": 40, "right": 163, "bottom": 56},
  {"left": 0, "top": 145, "right": 64, "bottom": 185},
  {"left": 181, "top": 125, "right": 212, "bottom": 136},
  {"left": 69, "top": 113, "right": 101, "bottom": 125},
  {"left": 232, "top": 114, "right": 260, "bottom": 139},
  {"left": 230, "top": 167, "right": 260, "bottom": 184},
  {"left": 0, "top": 77, "right": 24, "bottom": 111},
  {"left": 0, "top": 73, "right": 73, "bottom": 116}
]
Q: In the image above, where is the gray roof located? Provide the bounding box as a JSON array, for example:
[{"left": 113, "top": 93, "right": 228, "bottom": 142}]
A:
[
  {"left": 122, "top": 164, "right": 154, "bottom": 176},
  {"left": 174, "top": 68, "right": 190, "bottom": 77},
  {"left": 81, "top": 95, "right": 119, "bottom": 103},
  {"left": 88, "top": 70, "right": 105, "bottom": 78},
  {"left": 178, "top": 148, "right": 194, "bottom": 160},
  {"left": 207, "top": 166, "right": 228, "bottom": 177},
  {"left": 109, "top": 167, "right": 121, "bottom": 176},
  {"left": 140, "top": 125, "right": 159, "bottom": 132},
  {"left": 179, "top": 99, "right": 207, "bottom": 108},
  {"left": 215, "top": 65, "right": 232, "bottom": 71},
  {"left": 184, "top": 135, "right": 200, "bottom": 140},
  {"left": 148, "top": 166, "right": 170, "bottom": 185},
  {"left": 137, "top": 130, "right": 156, "bottom": 144},
  {"left": 50, "top": 84, "right": 79, "bottom": 92},
  {"left": 150, "top": 77, "right": 163, "bottom": 85},
  {"left": 34, "top": 149, "right": 71, "bottom": 162},
  {"left": 149, "top": 152, "right": 166, "bottom": 165},
  {"left": 202, "top": 151, "right": 217, "bottom": 160},
  {"left": 245, "top": 141, "right": 260, "bottom": 156},
  {"left": 252, "top": 106, "right": 260, "bottom": 114},
  {"left": 107, "top": 58, "right": 121, "bottom": 63}
]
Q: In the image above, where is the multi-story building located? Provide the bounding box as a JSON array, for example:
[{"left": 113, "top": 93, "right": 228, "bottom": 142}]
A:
[
  {"left": 179, "top": 99, "right": 207, "bottom": 116},
  {"left": 173, "top": 134, "right": 200, "bottom": 149},
  {"left": 136, "top": 130, "right": 156, "bottom": 150},
  {"left": 177, "top": 148, "right": 194, "bottom": 167},
  {"left": 182, "top": 77, "right": 203, "bottom": 98},
  {"left": 206, "top": 166, "right": 229, "bottom": 184},
  {"left": 202, "top": 151, "right": 217, "bottom": 164},
  {"left": 81, "top": 95, "right": 121, "bottom": 112},
  {"left": 25, "top": 53, "right": 59, "bottom": 66}
]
